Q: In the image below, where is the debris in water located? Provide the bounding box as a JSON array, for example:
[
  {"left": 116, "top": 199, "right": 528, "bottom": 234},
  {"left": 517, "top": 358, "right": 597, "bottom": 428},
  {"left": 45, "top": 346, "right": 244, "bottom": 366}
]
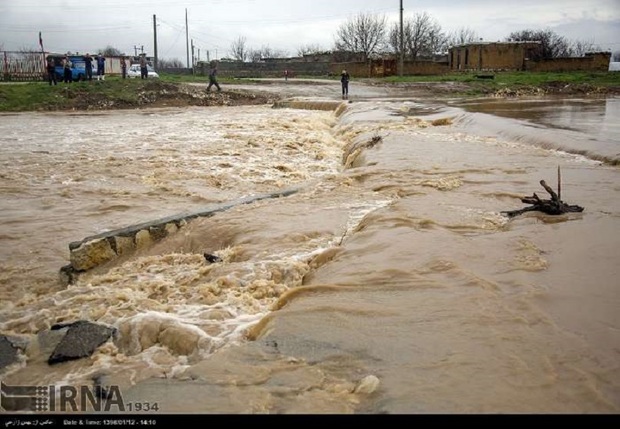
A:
[
  {"left": 204, "top": 253, "right": 223, "bottom": 264},
  {"left": 502, "top": 168, "right": 585, "bottom": 218},
  {"left": 354, "top": 375, "right": 380, "bottom": 394}
]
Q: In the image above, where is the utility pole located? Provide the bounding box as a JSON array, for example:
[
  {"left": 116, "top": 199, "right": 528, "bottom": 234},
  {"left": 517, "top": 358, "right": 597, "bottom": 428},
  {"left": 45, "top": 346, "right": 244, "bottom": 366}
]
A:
[
  {"left": 191, "top": 39, "right": 195, "bottom": 74},
  {"left": 185, "top": 8, "right": 190, "bottom": 69},
  {"left": 153, "top": 14, "right": 159, "bottom": 70},
  {"left": 399, "top": 0, "right": 404, "bottom": 77}
]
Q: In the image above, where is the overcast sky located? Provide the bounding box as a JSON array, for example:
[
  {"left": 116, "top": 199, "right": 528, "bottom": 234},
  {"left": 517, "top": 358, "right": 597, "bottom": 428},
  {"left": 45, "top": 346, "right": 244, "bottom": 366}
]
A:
[{"left": 1, "top": 0, "right": 618, "bottom": 63}]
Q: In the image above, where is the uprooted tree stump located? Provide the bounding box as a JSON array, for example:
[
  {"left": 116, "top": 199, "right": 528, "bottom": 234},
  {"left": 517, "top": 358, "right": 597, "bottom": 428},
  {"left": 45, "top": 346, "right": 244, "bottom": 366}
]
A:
[{"left": 502, "top": 179, "right": 585, "bottom": 219}]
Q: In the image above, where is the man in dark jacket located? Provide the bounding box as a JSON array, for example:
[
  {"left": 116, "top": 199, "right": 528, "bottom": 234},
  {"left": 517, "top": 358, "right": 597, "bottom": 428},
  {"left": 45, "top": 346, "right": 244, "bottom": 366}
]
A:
[
  {"left": 62, "top": 56, "right": 73, "bottom": 83},
  {"left": 139, "top": 54, "right": 148, "bottom": 79},
  {"left": 46, "top": 56, "right": 57, "bottom": 86},
  {"left": 84, "top": 53, "right": 93, "bottom": 81},
  {"left": 207, "top": 62, "right": 221, "bottom": 92},
  {"left": 121, "top": 56, "right": 128, "bottom": 79},
  {"left": 341, "top": 69, "right": 350, "bottom": 100}
]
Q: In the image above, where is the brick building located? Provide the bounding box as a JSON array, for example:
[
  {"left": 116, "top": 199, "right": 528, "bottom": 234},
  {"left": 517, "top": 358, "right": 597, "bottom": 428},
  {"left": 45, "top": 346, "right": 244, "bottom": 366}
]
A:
[
  {"left": 449, "top": 42, "right": 611, "bottom": 73},
  {"left": 449, "top": 42, "right": 542, "bottom": 71}
]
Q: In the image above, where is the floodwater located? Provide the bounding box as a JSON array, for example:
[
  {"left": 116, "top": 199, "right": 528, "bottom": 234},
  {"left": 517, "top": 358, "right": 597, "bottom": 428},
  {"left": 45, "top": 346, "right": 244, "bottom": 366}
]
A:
[{"left": 0, "top": 82, "right": 619, "bottom": 414}]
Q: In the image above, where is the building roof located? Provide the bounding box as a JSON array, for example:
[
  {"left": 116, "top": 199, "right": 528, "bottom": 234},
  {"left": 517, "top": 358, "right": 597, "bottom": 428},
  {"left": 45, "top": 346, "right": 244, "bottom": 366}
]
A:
[{"left": 451, "top": 41, "right": 542, "bottom": 49}]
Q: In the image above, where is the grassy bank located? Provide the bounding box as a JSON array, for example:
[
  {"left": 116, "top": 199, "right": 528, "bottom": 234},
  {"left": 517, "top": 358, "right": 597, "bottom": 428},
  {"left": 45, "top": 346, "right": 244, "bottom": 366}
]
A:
[
  {"left": 0, "top": 79, "right": 151, "bottom": 111},
  {"left": 384, "top": 71, "right": 619, "bottom": 85},
  {"left": 382, "top": 71, "right": 620, "bottom": 95},
  {"left": 0, "top": 78, "right": 271, "bottom": 112}
]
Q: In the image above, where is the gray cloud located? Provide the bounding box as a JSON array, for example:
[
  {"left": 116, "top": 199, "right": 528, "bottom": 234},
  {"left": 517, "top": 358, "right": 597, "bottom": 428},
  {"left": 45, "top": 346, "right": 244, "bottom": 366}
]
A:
[{"left": 1, "top": 0, "right": 618, "bottom": 59}]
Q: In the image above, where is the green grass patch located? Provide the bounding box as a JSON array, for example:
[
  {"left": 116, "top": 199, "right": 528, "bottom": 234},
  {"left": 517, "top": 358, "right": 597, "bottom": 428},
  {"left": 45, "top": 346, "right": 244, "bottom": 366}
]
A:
[
  {"left": 380, "top": 71, "right": 620, "bottom": 96},
  {"left": 0, "top": 78, "right": 157, "bottom": 111},
  {"left": 0, "top": 82, "right": 67, "bottom": 111},
  {"left": 383, "top": 71, "right": 620, "bottom": 87},
  {"left": 158, "top": 72, "right": 237, "bottom": 84}
]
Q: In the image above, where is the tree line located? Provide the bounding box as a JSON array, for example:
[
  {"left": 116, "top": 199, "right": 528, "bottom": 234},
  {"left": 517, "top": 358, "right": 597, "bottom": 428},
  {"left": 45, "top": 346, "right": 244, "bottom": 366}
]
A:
[
  {"left": 5, "top": 12, "right": 616, "bottom": 66},
  {"left": 224, "top": 11, "right": 605, "bottom": 63}
]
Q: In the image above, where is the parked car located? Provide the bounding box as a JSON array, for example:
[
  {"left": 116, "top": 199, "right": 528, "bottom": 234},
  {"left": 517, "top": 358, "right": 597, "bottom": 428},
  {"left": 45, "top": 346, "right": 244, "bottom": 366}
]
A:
[
  {"left": 48, "top": 54, "right": 95, "bottom": 82},
  {"left": 127, "top": 64, "right": 159, "bottom": 79}
]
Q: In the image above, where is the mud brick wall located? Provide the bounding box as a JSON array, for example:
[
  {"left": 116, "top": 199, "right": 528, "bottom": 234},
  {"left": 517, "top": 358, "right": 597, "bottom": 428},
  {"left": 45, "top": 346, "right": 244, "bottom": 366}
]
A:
[
  {"left": 330, "top": 60, "right": 448, "bottom": 78},
  {"left": 330, "top": 62, "right": 372, "bottom": 78},
  {"left": 450, "top": 43, "right": 541, "bottom": 71},
  {"left": 526, "top": 53, "right": 612, "bottom": 72},
  {"left": 197, "top": 61, "right": 330, "bottom": 78},
  {"left": 402, "top": 61, "right": 449, "bottom": 75}
]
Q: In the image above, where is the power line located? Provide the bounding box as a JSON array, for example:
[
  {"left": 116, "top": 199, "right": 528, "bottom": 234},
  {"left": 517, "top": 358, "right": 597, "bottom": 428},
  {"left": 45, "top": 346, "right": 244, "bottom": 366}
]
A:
[{"left": 3, "top": 25, "right": 137, "bottom": 33}]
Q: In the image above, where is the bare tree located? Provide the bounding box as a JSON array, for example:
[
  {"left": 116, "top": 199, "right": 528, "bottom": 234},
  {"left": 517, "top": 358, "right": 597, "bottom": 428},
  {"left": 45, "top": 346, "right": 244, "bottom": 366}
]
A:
[
  {"left": 247, "top": 45, "right": 289, "bottom": 62},
  {"left": 334, "top": 12, "right": 387, "bottom": 59},
  {"left": 248, "top": 48, "right": 262, "bottom": 63},
  {"left": 571, "top": 39, "right": 600, "bottom": 56},
  {"left": 158, "top": 58, "right": 184, "bottom": 68},
  {"left": 229, "top": 36, "right": 249, "bottom": 62},
  {"left": 18, "top": 45, "right": 37, "bottom": 53},
  {"left": 389, "top": 12, "right": 445, "bottom": 59},
  {"left": 99, "top": 46, "right": 123, "bottom": 56},
  {"left": 297, "top": 44, "right": 325, "bottom": 57},
  {"left": 258, "top": 45, "right": 288, "bottom": 59},
  {"left": 613, "top": 51, "right": 620, "bottom": 62},
  {"left": 507, "top": 29, "right": 572, "bottom": 58},
  {"left": 446, "top": 27, "right": 479, "bottom": 49}
]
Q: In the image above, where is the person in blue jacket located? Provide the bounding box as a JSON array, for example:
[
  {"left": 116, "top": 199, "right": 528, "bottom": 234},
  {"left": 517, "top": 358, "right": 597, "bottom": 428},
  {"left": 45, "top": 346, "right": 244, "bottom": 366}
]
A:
[{"left": 96, "top": 54, "right": 106, "bottom": 81}]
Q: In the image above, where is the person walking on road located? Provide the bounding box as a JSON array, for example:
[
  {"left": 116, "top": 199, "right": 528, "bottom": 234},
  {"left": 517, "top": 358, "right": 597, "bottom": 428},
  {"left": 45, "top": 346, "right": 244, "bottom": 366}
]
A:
[
  {"left": 207, "top": 62, "right": 221, "bottom": 92},
  {"left": 341, "top": 69, "right": 350, "bottom": 100}
]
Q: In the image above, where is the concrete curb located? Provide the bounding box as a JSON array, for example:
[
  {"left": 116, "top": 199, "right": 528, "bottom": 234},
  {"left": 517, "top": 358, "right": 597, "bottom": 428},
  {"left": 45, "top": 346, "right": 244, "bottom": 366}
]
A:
[{"left": 60, "top": 189, "right": 298, "bottom": 286}]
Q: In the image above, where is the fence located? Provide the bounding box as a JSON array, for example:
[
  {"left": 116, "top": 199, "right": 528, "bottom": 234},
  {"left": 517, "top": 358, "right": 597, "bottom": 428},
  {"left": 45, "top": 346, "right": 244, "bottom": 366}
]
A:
[
  {"left": 1, "top": 51, "right": 46, "bottom": 82},
  {"left": 0, "top": 52, "right": 140, "bottom": 81}
]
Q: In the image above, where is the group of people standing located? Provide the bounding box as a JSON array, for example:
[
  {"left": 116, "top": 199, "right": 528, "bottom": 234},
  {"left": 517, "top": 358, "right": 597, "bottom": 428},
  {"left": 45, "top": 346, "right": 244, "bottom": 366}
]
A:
[
  {"left": 45, "top": 53, "right": 135, "bottom": 85},
  {"left": 83, "top": 53, "right": 108, "bottom": 81},
  {"left": 45, "top": 53, "right": 108, "bottom": 85}
]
